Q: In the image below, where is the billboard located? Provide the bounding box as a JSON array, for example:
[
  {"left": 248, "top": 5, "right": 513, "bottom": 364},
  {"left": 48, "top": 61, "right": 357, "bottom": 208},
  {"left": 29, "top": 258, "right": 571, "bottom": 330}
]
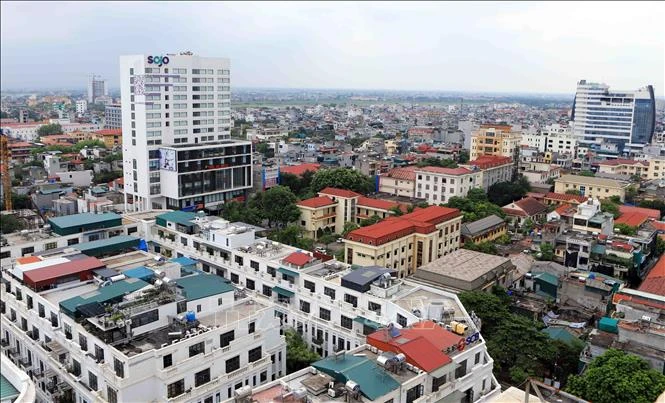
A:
[{"left": 159, "top": 148, "right": 177, "bottom": 171}]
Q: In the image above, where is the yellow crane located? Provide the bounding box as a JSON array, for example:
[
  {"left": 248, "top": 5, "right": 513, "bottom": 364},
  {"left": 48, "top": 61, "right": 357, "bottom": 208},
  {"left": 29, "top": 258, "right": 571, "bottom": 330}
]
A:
[{"left": 1, "top": 134, "right": 12, "bottom": 211}]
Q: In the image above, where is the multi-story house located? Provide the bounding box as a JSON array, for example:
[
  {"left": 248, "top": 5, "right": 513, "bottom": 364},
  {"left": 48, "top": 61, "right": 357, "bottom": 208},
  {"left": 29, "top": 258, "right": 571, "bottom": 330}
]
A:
[
  {"left": 554, "top": 175, "right": 631, "bottom": 202},
  {"left": 469, "top": 124, "right": 521, "bottom": 161},
  {"left": 414, "top": 167, "right": 482, "bottom": 205}
]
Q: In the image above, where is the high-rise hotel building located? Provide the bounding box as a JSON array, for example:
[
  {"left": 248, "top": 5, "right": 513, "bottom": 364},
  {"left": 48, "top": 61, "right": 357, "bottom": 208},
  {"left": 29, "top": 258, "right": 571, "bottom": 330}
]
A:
[
  {"left": 120, "top": 53, "right": 252, "bottom": 212},
  {"left": 572, "top": 80, "right": 655, "bottom": 157}
]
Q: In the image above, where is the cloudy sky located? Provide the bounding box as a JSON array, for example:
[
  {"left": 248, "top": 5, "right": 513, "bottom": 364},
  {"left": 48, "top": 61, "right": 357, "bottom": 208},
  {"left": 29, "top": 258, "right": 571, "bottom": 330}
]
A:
[{"left": 1, "top": 1, "right": 663, "bottom": 94}]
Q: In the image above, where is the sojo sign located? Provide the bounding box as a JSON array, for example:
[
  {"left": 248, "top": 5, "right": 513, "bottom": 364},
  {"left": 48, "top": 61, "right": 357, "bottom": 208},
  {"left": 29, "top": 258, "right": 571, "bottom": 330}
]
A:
[{"left": 147, "top": 55, "right": 170, "bottom": 67}]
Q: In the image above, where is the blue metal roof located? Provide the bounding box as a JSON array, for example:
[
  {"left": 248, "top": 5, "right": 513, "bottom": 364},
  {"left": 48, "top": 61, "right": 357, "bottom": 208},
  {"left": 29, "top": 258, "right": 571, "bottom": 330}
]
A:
[
  {"left": 170, "top": 256, "right": 198, "bottom": 267},
  {"left": 123, "top": 266, "right": 155, "bottom": 281},
  {"left": 312, "top": 354, "right": 399, "bottom": 400},
  {"left": 175, "top": 274, "right": 234, "bottom": 301},
  {"left": 49, "top": 212, "right": 121, "bottom": 229},
  {"left": 342, "top": 266, "right": 393, "bottom": 287}
]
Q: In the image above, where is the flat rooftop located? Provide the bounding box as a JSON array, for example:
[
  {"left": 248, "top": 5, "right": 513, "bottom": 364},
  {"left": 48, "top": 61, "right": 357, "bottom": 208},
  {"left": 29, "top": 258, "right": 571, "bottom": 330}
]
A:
[
  {"left": 393, "top": 286, "right": 464, "bottom": 319},
  {"left": 41, "top": 282, "right": 99, "bottom": 305},
  {"left": 414, "top": 249, "right": 512, "bottom": 282}
]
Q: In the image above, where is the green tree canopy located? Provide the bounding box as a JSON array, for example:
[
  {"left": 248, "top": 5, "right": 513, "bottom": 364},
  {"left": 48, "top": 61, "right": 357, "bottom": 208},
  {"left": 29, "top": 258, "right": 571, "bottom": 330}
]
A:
[
  {"left": 360, "top": 215, "right": 382, "bottom": 227},
  {"left": 487, "top": 176, "right": 531, "bottom": 207},
  {"left": 566, "top": 349, "right": 665, "bottom": 403},
  {"left": 463, "top": 241, "right": 497, "bottom": 254},
  {"left": 285, "top": 329, "right": 321, "bottom": 374},
  {"left": 445, "top": 192, "right": 505, "bottom": 222},
  {"left": 0, "top": 214, "right": 24, "bottom": 234},
  {"left": 416, "top": 157, "right": 458, "bottom": 168},
  {"left": 268, "top": 225, "right": 313, "bottom": 251},
  {"left": 614, "top": 223, "right": 637, "bottom": 236},
  {"left": 538, "top": 242, "right": 554, "bottom": 261},
  {"left": 37, "top": 123, "right": 63, "bottom": 136},
  {"left": 600, "top": 199, "right": 621, "bottom": 218},
  {"left": 73, "top": 139, "right": 106, "bottom": 152},
  {"left": 310, "top": 168, "right": 373, "bottom": 194},
  {"left": 262, "top": 186, "right": 301, "bottom": 228},
  {"left": 342, "top": 222, "right": 360, "bottom": 237},
  {"left": 638, "top": 199, "right": 665, "bottom": 218}
]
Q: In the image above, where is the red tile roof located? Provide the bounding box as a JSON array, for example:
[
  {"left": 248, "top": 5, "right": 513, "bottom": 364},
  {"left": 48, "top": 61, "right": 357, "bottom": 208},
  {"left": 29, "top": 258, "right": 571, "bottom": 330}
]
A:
[
  {"left": 95, "top": 129, "right": 122, "bottom": 136},
  {"left": 467, "top": 155, "right": 513, "bottom": 169},
  {"left": 652, "top": 221, "right": 665, "bottom": 231},
  {"left": 513, "top": 197, "right": 548, "bottom": 216},
  {"left": 607, "top": 241, "right": 634, "bottom": 253},
  {"left": 7, "top": 142, "right": 34, "bottom": 148},
  {"left": 416, "top": 166, "right": 474, "bottom": 176},
  {"left": 346, "top": 206, "right": 460, "bottom": 246},
  {"left": 545, "top": 192, "right": 588, "bottom": 204},
  {"left": 554, "top": 203, "right": 576, "bottom": 216},
  {"left": 297, "top": 196, "right": 336, "bottom": 209},
  {"left": 382, "top": 166, "right": 417, "bottom": 181},
  {"left": 280, "top": 163, "right": 320, "bottom": 177},
  {"left": 319, "top": 187, "right": 361, "bottom": 198},
  {"left": 639, "top": 253, "right": 665, "bottom": 296},
  {"left": 502, "top": 207, "right": 527, "bottom": 217},
  {"left": 282, "top": 251, "right": 314, "bottom": 267},
  {"left": 614, "top": 212, "right": 649, "bottom": 227},
  {"left": 367, "top": 320, "right": 463, "bottom": 372},
  {"left": 357, "top": 196, "right": 401, "bottom": 211},
  {"left": 598, "top": 158, "right": 648, "bottom": 167},
  {"left": 618, "top": 205, "right": 661, "bottom": 220}
]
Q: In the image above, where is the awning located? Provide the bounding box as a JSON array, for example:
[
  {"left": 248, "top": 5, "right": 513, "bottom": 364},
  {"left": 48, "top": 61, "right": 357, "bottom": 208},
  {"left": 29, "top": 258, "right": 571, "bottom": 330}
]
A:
[
  {"left": 273, "top": 286, "right": 295, "bottom": 298},
  {"left": 277, "top": 267, "right": 299, "bottom": 278},
  {"left": 353, "top": 316, "right": 383, "bottom": 330}
]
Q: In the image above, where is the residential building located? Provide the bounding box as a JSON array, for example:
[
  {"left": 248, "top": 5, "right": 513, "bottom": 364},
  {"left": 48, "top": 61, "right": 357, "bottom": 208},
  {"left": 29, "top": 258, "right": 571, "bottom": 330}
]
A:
[
  {"left": 554, "top": 175, "right": 631, "bottom": 201},
  {"left": 120, "top": 53, "right": 247, "bottom": 212},
  {"left": 344, "top": 206, "right": 462, "bottom": 277},
  {"left": 462, "top": 155, "right": 514, "bottom": 191},
  {"left": 543, "top": 192, "right": 588, "bottom": 206},
  {"left": 571, "top": 198, "right": 614, "bottom": 235},
  {"left": 558, "top": 270, "right": 623, "bottom": 311},
  {"left": 87, "top": 75, "right": 107, "bottom": 103},
  {"left": 597, "top": 159, "right": 650, "bottom": 179},
  {"left": 412, "top": 249, "right": 518, "bottom": 293},
  {"left": 415, "top": 167, "right": 482, "bottom": 205},
  {"left": 75, "top": 100, "right": 87, "bottom": 115},
  {"left": 1, "top": 356, "right": 36, "bottom": 403},
  {"left": 542, "top": 124, "right": 576, "bottom": 155},
  {"left": 104, "top": 104, "right": 122, "bottom": 129},
  {"left": 521, "top": 164, "right": 561, "bottom": 184},
  {"left": 378, "top": 166, "right": 417, "bottom": 198},
  {"left": 278, "top": 163, "right": 320, "bottom": 178},
  {"left": 94, "top": 128, "right": 123, "bottom": 148},
  {"left": 502, "top": 197, "right": 548, "bottom": 227},
  {"left": 0, "top": 123, "right": 43, "bottom": 141},
  {"left": 460, "top": 215, "right": 507, "bottom": 245},
  {"left": 572, "top": 80, "right": 656, "bottom": 155},
  {"left": 408, "top": 126, "right": 441, "bottom": 143},
  {"left": 469, "top": 124, "right": 521, "bottom": 161},
  {"left": 296, "top": 188, "right": 404, "bottom": 239}
]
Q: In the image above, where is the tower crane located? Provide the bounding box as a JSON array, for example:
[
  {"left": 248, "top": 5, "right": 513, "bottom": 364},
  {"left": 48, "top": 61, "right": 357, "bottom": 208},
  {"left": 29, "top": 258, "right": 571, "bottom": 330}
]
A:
[{"left": 1, "top": 134, "right": 12, "bottom": 211}]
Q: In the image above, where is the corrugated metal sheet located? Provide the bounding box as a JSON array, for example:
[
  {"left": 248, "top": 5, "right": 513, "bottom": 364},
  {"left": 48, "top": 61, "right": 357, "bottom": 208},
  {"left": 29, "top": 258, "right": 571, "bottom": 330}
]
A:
[{"left": 23, "top": 256, "right": 104, "bottom": 287}]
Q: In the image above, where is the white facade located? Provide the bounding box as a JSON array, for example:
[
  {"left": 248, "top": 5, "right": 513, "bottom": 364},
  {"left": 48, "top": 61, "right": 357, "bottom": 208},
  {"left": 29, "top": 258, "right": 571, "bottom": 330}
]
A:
[
  {"left": 120, "top": 53, "right": 250, "bottom": 212},
  {"left": 75, "top": 100, "right": 88, "bottom": 115},
  {"left": 415, "top": 168, "right": 482, "bottom": 204},
  {"left": 572, "top": 80, "right": 655, "bottom": 155},
  {"left": 542, "top": 124, "right": 576, "bottom": 154},
  {"left": 104, "top": 104, "right": 122, "bottom": 129},
  {"left": 55, "top": 170, "right": 94, "bottom": 187},
  {"left": 0, "top": 124, "right": 42, "bottom": 141}
]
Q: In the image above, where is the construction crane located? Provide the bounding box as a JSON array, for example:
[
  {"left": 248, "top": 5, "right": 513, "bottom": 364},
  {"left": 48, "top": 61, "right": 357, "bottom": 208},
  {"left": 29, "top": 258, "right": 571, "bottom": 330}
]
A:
[{"left": 1, "top": 133, "right": 12, "bottom": 211}]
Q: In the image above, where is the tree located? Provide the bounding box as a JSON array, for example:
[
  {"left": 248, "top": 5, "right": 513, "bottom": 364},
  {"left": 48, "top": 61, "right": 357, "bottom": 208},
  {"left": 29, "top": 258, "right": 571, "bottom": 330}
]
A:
[
  {"left": 219, "top": 201, "right": 263, "bottom": 226},
  {"left": 0, "top": 215, "right": 24, "bottom": 234},
  {"left": 638, "top": 199, "right": 665, "bottom": 218},
  {"left": 389, "top": 206, "right": 404, "bottom": 216},
  {"left": 458, "top": 150, "right": 469, "bottom": 164},
  {"left": 458, "top": 291, "right": 510, "bottom": 335},
  {"left": 279, "top": 172, "right": 314, "bottom": 199},
  {"left": 285, "top": 329, "right": 321, "bottom": 374},
  {"left": 73, "top": 139, "right": 105, "bottom": 152},
  {"left": 487, "top": 177, "right": 530, "bottom": 207},
  {"left": 579, "top": 170, "right": 595, "bottom": 177},
  {"left": 538, "top": 242, "right": 554, "bottom": 261},
  {"left": 310, "top": 168, "right": 374, "bottom": 194},
  {"left": 268, "top": 225, "right": 313, "bottom": 250},
  {"left": 416, "top": 157, "right": 458, "bottom": 168},
  {"left": 37, "top": 123, "right": 63, "bottom": 136},
  {"left": 11, "top": 194, "right": 32, "bottom": 210},
  {"left": 463, "top": 241, "right": 497, "bottom": 254},
  {"left": 614, "top": 223, "right": 637, "bottom": 236},
  {"left": 342, "top": 222, "right": 359, "bottom": 236},
  {"left": 93, "top": 171, "right": 122, "bottom": 184},
  {"left": 360, "top": 215, "right": 382, "bottom": 227},
  {"left": 445, "top": 193, "right": 505, "bottom": 223},
  {"left": 656, "top": 237, "right": 665, "bottom": 256},
  {"left": 565, "top": 189, "right": 582, "bottom": 195},
  {"left": 262, "top": 186, "right": 301, "bottom": 228},
  {"left": 565, "top": 349, "right": 665, "bottom": 403},
  {"left": 601, "top": 199, "right": 621, "bottom": 218},
  {"left": 625, "top": 185, "right": 638, "bottom": 203}
]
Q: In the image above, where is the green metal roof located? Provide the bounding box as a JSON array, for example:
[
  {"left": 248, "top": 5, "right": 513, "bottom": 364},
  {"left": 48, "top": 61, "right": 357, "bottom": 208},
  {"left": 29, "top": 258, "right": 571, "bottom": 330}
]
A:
[
  {"left": 73, "top": 235, "right": 139, "bottom": 254},
  {"left": 272, "top": 286, "right": 295, "bottom": 298},
  {"left": 591, "top": 244, "right": 606, "bottom": 255},
  {"left": 0, "top": 374, "right": 19, "bottom": 401},
  {"left": 60, "top": 278, "right": 149, "bottom": 317},
  {"left": 533, "top": 272, "right": 559, "bottom": 287},
  {"left": 277, "top": 267, "right": 299, "bottom": 277},
  {"left": 156, "top": 211, "right": 197, "bottom": 227},
  {"left": 542, "top": 327, "right": 578, "bottom": 345},
  {"left": 312, "top": 354, "right": 400, "bottom": 400},
  {"left": 176, "top": 274, "right": 234, "bottom": 301},
  {"left": 353, "top": 316, "right": 383, "bottom": 330},
  {"left": 49, "top": 212, "right": 121, "bottom": 228}
]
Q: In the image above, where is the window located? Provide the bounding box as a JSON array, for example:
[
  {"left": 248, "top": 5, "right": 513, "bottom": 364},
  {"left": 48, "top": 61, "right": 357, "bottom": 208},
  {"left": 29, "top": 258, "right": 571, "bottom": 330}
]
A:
[
  {"left": 189, "top": 341, "right": 204, "bottom": 357},
  {"left": 260, "top": 371, "right": 267, "bottom": 382},
  {"left": 432, "top": 375, "right": 447, "bottom": 392},
  {"left": 344, "top": 294, "right": 358, "bottom": 308},
  {"left": 230, "top": 273, "right": 239, "bottom": 284},
  {"left": 474, "top": 352, "right": 481, "bottom": 365},
  {"left": 397, "top": 313, "right": 407, "bottom": 327},
  {"left": 163, "top": 354, "right": 172, "bottom": 368},
  {"left": 195, "top": 368, "right": 211, "bottom": 387},
  {"left": 248, "top": 346, "right": 262, "bottom": 363},
  {"left": 246, "top": 279, "right": 255, "bottom": 290},
  {"left": 45, "top": 242, "right": 57, "bottom": 250},
  {"left": 220, "top": 330, "right": 234, "bottom": 347},
  {"left": 406, "top": 385, "right": 423, "bottom": 403},
  {"left": 248, "top": 321, "right": 255, "bottom": 334},
  {"left": 303, "top": 280, "right": 315, "bottom": 293},
  {"left": 267, "top": 266, "right": 276, "bottom": 278},
  {"left": 262, "top": 285, "right": 272, "bottom": 297},
  {"left": 319, "top": 308, "right": 331, "bottom": 321},
  {"left": 114, "top": 357, "right": 124, "bottom": 378},
  {"left": 130, "top": 309, "right": 158, "bottom": 328},
  {"left": 455, "top": 360, "right": 467, "bottom": 378},
  {"left": 88, "top": 371, "right": 98, "bottom": 391},
  {"left": 324, "top": 287, "right": 336, "bottom": 300},
  {"left": 226, "top": 355, "right": 240, "bottom": 373},
  {"left": 107, "top": 387, "right": 118, "bottom": 403},
  {"left": 368, "top": 301, "right": 382, "bottom": 314},
  {"left": 341, "top": 315, "right": 353, "bottom": 330},
  {"left": 95, "top": 345, "right": 104, "bottom": 362},
  {"left": 79, "top": 334, "right": 88, "bottom": 351},
  {"left": 167, "top": 379, "right": 185, "bottom": 398},
  {"left": 300, "top": 300, "right": 310, "bottom": 313},
  {"left": 250, "top": 260, "right": 259, "bottom": 271}
]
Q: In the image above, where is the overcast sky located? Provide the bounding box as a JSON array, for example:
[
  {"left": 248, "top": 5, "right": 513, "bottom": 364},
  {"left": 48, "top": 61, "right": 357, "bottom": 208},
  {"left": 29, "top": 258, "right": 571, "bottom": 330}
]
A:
[{"left": 1, "top": 1, "right": 663, "bottom": 94}]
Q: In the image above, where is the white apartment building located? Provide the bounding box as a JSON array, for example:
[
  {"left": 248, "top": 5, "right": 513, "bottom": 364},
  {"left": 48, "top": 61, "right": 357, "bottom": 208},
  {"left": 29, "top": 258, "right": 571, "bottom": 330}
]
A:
[
  {"left": 104, "top": 104, "right": 122, "bottom": 129},
  {"left": 76, "top": 100, "right": 88, "bottom": 115},
  {"left": 415, "top": 167, "right": 482, "bottom": 204},
  {"left": 87, "top": 75, "right": 108, "bottom": 103},
  {"left": 120, "top": 53, "right": 250, "bottom": 212},
  {"left": 542, "top": 124, "right": 576, "bottom": 154},
  {"left": 572, "top": 80, "right": 656, "bottom": 156}
]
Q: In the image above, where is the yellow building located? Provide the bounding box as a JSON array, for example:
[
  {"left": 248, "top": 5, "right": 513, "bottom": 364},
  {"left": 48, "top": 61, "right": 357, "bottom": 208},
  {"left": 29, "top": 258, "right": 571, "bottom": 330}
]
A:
[
  {"left": 470, "top": 124, "right": 522, "bottom": 161},
  {"left": 93, "top": 129, "right": 123, "bottom": 147},
  {"left": 384, "top": 140, "right": 398, "bottom": 156},
  {"left": 344, "top": 205, "right": 462, "bottom": 278},
  {"left": 597, "top": 159, "right": 649, "bottom": 179},
  {"left": 297, "top": 187, "right": 405, "bottom": 239},
  {"left": 554, "top": 174, "right": 631, "bottom": 201},
  {"left": 460, "top": 214, "right": 507, "bottom": 244},
  {"left": 378, "top": 166, "right": 417, "bottom": 198}
]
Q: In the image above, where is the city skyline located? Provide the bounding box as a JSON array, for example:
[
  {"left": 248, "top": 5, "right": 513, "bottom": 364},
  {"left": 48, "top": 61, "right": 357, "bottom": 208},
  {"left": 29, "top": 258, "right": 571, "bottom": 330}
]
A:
[{"left": 1, "top": 1, "right": 663, "bottom": 94}]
